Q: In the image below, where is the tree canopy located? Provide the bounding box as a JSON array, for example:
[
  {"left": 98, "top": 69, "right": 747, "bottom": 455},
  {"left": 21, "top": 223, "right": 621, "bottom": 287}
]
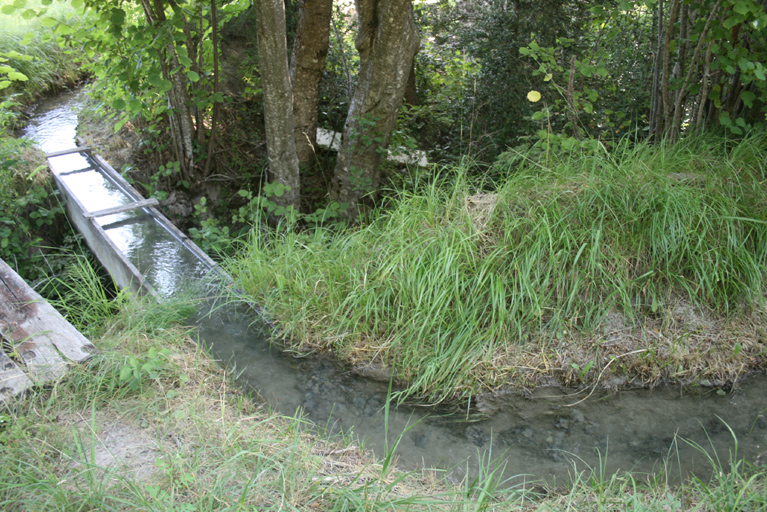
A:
[{"left": 3, "top": 0, "right": 766, "bottom": 225}]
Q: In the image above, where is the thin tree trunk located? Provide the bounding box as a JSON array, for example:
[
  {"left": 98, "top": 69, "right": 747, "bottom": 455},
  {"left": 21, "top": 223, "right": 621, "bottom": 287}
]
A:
[
  {"left": 330, "top": 0, "right": 420, "bottom": 219},
  {"left": 255, "top": 0, "right": 301, "bottom": 214},
  {"left": 404, "top": 60, "right": 418, "bottom": 106},
  {"left": 331, "top": 12, "right": 353, "bottom": 102},
  {"left": 670, "top": 0, "right": 722, "bottom": 142},
  {"left": 290, "top": 0, "right": 333, "bottom": 165},
  {"left": 204, "top": 0, "right": 221, "bottom": 177},
  {"left": 649, "top": 0, "right": 663, "bottom": 138},
  {"left": 567, "top": 55, "right": 581, "bottom": 140},
  {"left": 660, "top": 0, "right": 681, "bottom": 137},
  {"left": 139, "top": 0, "right": 196, "bottom": 181}
]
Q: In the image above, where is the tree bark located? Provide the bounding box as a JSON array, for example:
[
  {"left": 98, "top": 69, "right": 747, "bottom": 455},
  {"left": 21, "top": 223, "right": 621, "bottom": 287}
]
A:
[
  {"left": 670, "top": 0, "right": 722, "bottom": 142},
  {"left": 139, "top": 0, "right": 197, "bottom": 182},
  {"left": 330, "top": 0, "right": 420, "bottom": 219},
  {"left": 290, "top": 0, "right": 333, "bottom": 165},
  {"left": 255, "top": 0, "right": 301, "bottom": 214},
  {"left": 649, "top": 0, "right": 664, "bottom": 138},
  {"left": 660, "top": 0, "right": 681, "bottom": 137}
]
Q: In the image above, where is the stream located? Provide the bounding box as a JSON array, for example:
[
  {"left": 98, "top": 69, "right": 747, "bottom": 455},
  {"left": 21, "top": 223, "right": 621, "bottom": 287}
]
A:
[{"left": 24, "top": 88, "right": 767, "bottom": 486}]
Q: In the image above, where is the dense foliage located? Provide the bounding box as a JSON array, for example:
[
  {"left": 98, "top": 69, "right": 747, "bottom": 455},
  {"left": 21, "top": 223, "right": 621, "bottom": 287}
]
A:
[{"left": 232, "top": 134, "right": 767, "bottom": 401}]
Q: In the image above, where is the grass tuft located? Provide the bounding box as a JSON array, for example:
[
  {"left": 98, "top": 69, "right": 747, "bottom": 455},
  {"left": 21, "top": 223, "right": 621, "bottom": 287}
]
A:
[{"left": 230, "top": 134, "right": 767, "bottom": 401}]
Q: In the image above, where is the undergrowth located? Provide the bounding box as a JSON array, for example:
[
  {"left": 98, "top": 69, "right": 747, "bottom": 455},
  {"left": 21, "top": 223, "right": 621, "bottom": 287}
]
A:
[
  {"left": 230, "top": 134, "right": 767, "bottom": 402},
  {"left": 1, "top": 255, "right": 766, "bottom": 511},
  {"left": 0, "top": 0, "right": 85, "bottom": 110}
]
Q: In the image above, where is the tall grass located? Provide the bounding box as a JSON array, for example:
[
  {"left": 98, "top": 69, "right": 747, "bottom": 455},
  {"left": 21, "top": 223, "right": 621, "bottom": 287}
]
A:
[
  {"left": 1, "top": 212, "right": 765, "bottom": 511},
  {"left": 0, "top": 0, "right": 85, "bottom": 108},
  {"left": 230, "top": 134, "right": 767, "bottom": 401}
]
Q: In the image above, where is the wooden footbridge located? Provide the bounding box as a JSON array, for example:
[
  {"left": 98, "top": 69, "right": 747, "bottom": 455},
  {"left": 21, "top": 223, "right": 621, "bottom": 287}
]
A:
[{"left": 0, "top": 258, "right": 96, "bottom": 401}]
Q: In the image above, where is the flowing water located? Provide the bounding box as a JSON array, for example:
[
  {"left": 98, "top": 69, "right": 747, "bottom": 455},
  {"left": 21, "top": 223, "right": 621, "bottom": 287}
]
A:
[{"left": 24, "top": 89, "right": 767, "bottom": 486}]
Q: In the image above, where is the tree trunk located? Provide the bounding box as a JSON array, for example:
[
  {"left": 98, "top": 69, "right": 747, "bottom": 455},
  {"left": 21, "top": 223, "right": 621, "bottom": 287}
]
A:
[
  {"left": 290, "top": 0, "right": 333, "bottom": 165},
  {"left": 140, "top": 0, "right": 197, "bottom": 182},
  {"left": 255, "top": 0, "right": 301, "bottom": 214},
  {"left": 660, "top": 0, "right": 681, "bottom": 137},
  {"left": 404, "top": 60, "right": 418, "bottom": 106},
  {"left": 330, "top": 0, "right": 420, "bottom": 219}
]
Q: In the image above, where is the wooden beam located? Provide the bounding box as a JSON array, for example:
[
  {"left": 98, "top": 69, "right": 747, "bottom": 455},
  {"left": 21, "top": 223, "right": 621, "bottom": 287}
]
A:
[
  {"left": 0, "top": 259, "right": 96, "bottom": 389},
  {"left": 0, "top": 350, "right": 34, "bottom": 401},
  {"left": 45, "top": 146, "right": 92, "bottom": 158},
  {"left": 84, "top": 198, "right": 160, "bottom": 219}
]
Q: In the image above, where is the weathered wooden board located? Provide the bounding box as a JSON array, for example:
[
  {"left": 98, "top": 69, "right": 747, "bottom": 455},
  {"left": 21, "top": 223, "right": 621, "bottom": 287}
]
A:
[
  {"left": 0, "top": 349, "right": 34, "bottom": 400},
  {"left": 44, "top": 146, "right": 92, "bottom": 158},
  {"left": 0, "top": 258, "right": 96, "bottom": 397},
  {"left": 84, "top": 198, "right": 160, "bottom": 219}
]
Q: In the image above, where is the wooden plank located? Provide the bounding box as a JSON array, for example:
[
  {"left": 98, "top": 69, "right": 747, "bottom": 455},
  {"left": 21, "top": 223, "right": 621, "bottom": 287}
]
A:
[
  {"left": 45, "top": 146, "right": 92, "bottom": 158},
  {"left": 0, "top": 259, "right": 96, "bottom": 376},
  {"left": 14, "top": 338, "right": 67, "bottom": 383},
  {"left": 0, "top": 350, "right": 34, "bottom": 401},
  {"left": 84, "top": 198, "right": 159, "bottom": 219}
]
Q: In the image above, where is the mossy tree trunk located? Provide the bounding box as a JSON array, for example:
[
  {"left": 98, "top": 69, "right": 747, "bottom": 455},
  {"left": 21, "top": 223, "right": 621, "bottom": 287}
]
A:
[
  {"left": 290, "top": 0, "right": 333, "bottom": 166},
  {"left": 330, "top": 0, "right": 420, "bottom": 219},
  {"left": 254, "top": 0, "right": 301, "bottom": 214}
]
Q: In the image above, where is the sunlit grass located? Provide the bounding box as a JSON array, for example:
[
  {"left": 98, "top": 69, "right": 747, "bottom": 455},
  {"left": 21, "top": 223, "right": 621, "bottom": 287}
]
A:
[
  {"left": 230, "top": 134, "right": 767, "bottom": 402},
  {"left": 0, "top": 0, "right": 86, "bottom": 106},
  {"left": 1, "top": 215, "right": 765, "bottom": 511}
]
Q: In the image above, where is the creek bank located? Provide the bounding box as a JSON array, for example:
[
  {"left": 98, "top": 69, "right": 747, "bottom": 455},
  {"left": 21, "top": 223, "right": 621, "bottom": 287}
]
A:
[
  {"left": 74, "top": 97, "right": 767, "bottom": 405},
  {"left": 33, "top": 86, "right": 762, "bottom": 484}
]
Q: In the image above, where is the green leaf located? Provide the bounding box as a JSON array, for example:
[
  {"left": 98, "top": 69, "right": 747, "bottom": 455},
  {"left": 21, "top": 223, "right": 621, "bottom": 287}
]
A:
[
  {"left": 723, "top": 14, "right": 744, "bottom": 29},
  {"left": 112, "top": 98, "right": 126, "bottom": 110},
  {"left": 40, "top": 16, "right": 57, "bottom": 27},
  {"left": 148, "top": 74, "right": 164, "bottom": 88},
  {"left": 55, "top": 23, "right": 73, "bottom": 35},
  {"left": 21, "top": 8, "right": 35, "bottom": 19},
  {"left": 738, "top": 57, "right": 755, "bottom": 71},
  {"left": 119, "top": 366, "right": 132, "bottom": 382},
  {"left": 741, "top": 90, "right": 756, "bottom": 108},
  {"left": 71, "top": 0, "right": 83, "bottom": 8},
  {"left": 561, "top": 137, "right": 577, "bottom": 151},
  {"left": 733, "top": 1, "right": 750, "bottom": 15},
  {"left": 0, "top": 80, "right": 11, "bottom": 90},
  {"left": 1, "top": 5, "right": 16, "bottom": 15},
  {"left": 110, "top": 8, "right": 126, "bottom": 26},
  {"left": 186, "top": 70, "right": 199, "bottom": 82},
  {"left": 7, "top": 72, "right": 27, "bottom": 81}
]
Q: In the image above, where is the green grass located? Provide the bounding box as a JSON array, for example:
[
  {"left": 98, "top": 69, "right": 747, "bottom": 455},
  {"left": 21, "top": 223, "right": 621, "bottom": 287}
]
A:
[
  {"left": 1, "top": 239, "right": 766, "bottom": 511},
  {"left": 229, "top": 134, "right": 767, "bottom": 402},
  {"left": 0, "top": 0, "right": 85, "bottom": 109}
]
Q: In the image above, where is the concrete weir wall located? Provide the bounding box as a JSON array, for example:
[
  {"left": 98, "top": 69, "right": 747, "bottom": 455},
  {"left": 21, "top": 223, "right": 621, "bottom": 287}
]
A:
[{"left": 46, "top": 147, "right": 219, "bottom": 299}]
